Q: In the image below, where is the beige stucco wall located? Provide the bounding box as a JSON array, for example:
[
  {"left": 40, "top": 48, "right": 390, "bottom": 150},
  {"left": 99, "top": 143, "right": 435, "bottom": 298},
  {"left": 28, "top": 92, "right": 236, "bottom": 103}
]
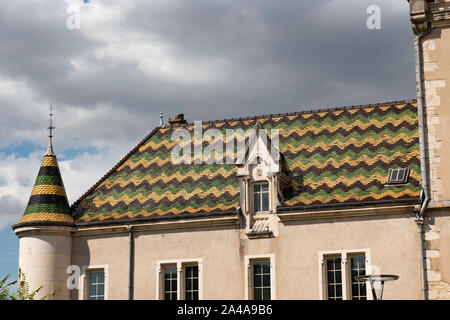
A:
[
  {"left": 71, "top": 233, "right": 130, "bottom": 300},
  {"left": 70, "top": 213, "right": 422, "bottom": 300}
]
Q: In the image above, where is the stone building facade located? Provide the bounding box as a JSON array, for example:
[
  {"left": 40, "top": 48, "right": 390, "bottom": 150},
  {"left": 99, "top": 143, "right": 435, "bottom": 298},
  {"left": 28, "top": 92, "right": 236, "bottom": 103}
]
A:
[
  {"left": 410, "top": 0, "right": 450, "bottom": 299},
  {"left": 11, "top": 1, "right": 450, "bottom": 300}
]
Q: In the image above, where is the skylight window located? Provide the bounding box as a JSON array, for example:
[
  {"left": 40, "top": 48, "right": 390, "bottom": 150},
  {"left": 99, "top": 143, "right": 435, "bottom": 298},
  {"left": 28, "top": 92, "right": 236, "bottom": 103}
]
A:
[{"left": 388, "top": 168, "right": 409, "bottom": 184}]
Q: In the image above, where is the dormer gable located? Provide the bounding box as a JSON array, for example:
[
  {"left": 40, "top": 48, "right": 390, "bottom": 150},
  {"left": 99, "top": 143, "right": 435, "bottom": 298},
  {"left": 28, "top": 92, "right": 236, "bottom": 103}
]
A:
[{"left": 236, "top": 121, "right": 288, "bottom": 238}]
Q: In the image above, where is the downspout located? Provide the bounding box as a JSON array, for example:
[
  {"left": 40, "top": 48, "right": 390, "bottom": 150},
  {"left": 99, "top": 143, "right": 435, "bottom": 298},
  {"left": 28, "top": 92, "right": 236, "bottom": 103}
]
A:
[
  {"left": 414, "top": 20, "right": 432, "bottom": 301},
  {"left": 127, "top": 226, "right": 135, "bottom": 300}
]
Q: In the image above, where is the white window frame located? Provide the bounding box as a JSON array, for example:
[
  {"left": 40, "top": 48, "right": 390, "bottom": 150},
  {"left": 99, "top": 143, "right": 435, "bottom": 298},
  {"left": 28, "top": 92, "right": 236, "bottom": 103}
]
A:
[
  {"left": 318, "top": 249, "right": 371, "bottom": 300},
  {"left": 244, "top": 254, "right": 276, "bottom": 300},
  {"left": 79, "top": 264, "right": 109, "bottom": 300},
  {"left": 156, "top": 258, "right": 203, "bottom": 300}
]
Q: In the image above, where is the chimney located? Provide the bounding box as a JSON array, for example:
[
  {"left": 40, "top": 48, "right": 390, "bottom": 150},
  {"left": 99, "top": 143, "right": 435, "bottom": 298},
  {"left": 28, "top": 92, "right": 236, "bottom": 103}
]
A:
[{"left": 168, "top": 113, "right": 187, "bottom": 126}]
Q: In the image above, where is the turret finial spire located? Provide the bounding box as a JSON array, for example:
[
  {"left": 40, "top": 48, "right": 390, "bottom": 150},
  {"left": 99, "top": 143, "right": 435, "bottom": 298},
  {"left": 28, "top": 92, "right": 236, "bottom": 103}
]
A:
[
  {"left": 46, "top": 104, "right": 55, "bottom": 156},
  {"left": 160, "top": 105, "right": 164, "bottom": 127}
]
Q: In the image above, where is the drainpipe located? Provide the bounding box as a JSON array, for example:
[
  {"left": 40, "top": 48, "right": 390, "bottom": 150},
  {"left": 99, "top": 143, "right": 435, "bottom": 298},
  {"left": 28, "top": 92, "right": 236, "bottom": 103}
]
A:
[
  {"left": 127, "top": 226, "right": 135, "bottom": 300},
  {"left": 414, "top": 20, "right": 432, "bottom": 301}
]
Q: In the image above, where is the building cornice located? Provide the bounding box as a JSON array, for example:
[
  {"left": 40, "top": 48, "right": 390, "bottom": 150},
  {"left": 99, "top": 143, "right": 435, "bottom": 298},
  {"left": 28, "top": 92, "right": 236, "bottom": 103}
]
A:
[
  {"left": 277, "top": 204, "right": 417, "bottom": 223},
  {"left": 429, "top": 1, "right": 450, "bottom": 28},
  {"left": 409, "top": 0, "right": 450, "bottom": 34},
  {"left": 72, "top": 215, "right": 239, "bottom": 237},
  {"left": 14, "top": 225, "right": 74, "bottom": 238}
]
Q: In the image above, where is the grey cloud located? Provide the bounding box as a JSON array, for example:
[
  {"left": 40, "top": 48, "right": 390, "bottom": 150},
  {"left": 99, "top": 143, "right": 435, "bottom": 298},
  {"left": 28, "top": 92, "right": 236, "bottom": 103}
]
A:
[{"left": 0, "top": 0, "right": 417, "bottom": 154}]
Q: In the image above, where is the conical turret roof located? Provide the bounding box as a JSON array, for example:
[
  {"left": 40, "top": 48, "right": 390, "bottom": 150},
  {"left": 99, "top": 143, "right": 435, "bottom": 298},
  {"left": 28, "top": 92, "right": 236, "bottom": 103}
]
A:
[
  {"left": 17, "top": 153, "right": 73, "bottom": 225},
  {"left": 16, "top": 106, "right": 73, "bottom": 227}
]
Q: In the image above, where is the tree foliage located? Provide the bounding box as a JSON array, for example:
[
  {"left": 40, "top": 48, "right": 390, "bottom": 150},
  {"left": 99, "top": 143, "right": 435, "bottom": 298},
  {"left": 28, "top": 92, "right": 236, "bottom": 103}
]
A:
[{"left": 0, "top": 271, "right": 56, "bottom": 300}]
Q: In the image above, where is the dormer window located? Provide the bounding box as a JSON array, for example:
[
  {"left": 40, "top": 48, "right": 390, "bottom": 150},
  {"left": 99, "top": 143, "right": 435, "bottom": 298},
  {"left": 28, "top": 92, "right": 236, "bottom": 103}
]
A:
[
  {"left": 236, "top": 121, "right": 290, "bottom": 239},
  {"left": 387, "top": 168, "right": 409, "bottom": 184},
  {"left": 253, "top": 183, "right": 269, "bottom": 212}
]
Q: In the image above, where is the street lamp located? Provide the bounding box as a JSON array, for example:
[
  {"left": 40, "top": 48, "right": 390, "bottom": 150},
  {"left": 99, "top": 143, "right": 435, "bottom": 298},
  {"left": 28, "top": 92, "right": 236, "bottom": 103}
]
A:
[{"left": 354, "top": 274, "right": 399, "bottom": 300}]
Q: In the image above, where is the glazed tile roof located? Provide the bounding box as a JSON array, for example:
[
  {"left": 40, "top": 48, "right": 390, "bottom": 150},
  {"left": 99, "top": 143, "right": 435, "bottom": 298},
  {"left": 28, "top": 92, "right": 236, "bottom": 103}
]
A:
[
  {"left": 18, "top": 154, "right": 73, "bottom": 225},
  {"left": 71, "top": 100, "right": 422, "bottom": 225}
]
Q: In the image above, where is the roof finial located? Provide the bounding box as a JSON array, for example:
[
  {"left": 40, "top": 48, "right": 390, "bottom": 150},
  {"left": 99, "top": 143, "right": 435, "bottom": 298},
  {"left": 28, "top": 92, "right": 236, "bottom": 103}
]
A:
[
  {"left": 46, "top": 104, "right": 55, "bottom": 156},
  {"left": 160, "top": 105, "right": 164, "bottom": 128}
]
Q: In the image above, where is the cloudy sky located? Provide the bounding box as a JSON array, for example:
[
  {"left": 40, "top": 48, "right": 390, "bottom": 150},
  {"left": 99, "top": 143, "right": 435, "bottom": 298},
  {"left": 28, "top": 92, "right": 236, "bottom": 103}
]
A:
[{"left": 0, "top": 0, "right": 416, "bottom": 283}]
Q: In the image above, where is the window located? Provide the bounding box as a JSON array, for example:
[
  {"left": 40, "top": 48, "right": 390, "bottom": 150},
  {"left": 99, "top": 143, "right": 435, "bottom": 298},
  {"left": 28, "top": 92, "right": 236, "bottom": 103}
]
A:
[
  {"left": 319, "top": 250, "right": 369, "bottom": 300},
  {"left": 79, "top": 265, "right": 108, "bottom": 300},
  {"left": 326, "top": 257, "right": 342, "bottom": 300},
  {"left": 157, "top": 259, "right": 203, "bottom": 300},
  {"left": 253, "top": 261, "right": 271, "bottom": 300},
  {"left": 388, "top": 168, "right": 409, "bottom": 184},
  {"left": 253, "top": 183, "right": 269, "bottom": 212},
  {"left": 185, "top": 265, "right": 199, "bottom": 300},
  {"left": 88, "top": 271, "right": 105, "bottom": 300},
  {"left": 350, "top": 255, "right": 367, "bottom": 300},
  {"left": 245, "top": 254, "right": 275, "bottom": 300},
  {"left": 163, "top": 266, "right": 178, "bottom": 300}
]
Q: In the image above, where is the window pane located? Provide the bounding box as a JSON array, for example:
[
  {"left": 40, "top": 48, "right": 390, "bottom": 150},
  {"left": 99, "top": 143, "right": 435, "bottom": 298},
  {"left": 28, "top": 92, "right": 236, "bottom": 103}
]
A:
[
  {"left": 193, "top": 278, "right": 199, "bottom": 291},
  {"left": 263, "top": 288, "right": 271, "bottom": 300},
  {"left": 89, "top": 284, "right": 96, "bottom": 298},
  {"left": 89, "top": 272, "right": 96, "bottom": 283},
  {"left": 263, "top": 275, "right": 270, "bottom": 287},
  {"left": 327, "top": 271, "right": 335, "bottom": 284},
  {"left": 254, "top": 274, "right": 261, "bottom": 287},
  {"left": 391, "top": 169, "right": 399, "bottom": 181},
  {"left": 262, "top": 193, "right": 269, "bottom": 211},
  {"left": 397, "top": 169, "right": 405, "bottom": 181},
  {"left": 336, "top": 285, "right": 342, "bottom": 298},
  {"left": 261, "top": 184, "right": 268, "bottom": 192},
  {"left": 327, "top": 285, "right": 335, "bottom": 300},
  {"left": 165, "top": 279, "right": 171, "bottom": 290},
  {"left": 262, "top": 263, "right": 270, "bottom": 274},
  {"left": 335, "top": 270, "right": 342, "bottom": 283},
  {"left": 186, "top": 278, "right": 191, "bottom": 291},
  {"left": 254, "top": 192, "right": 260, "bottom": 212},
  {"left": 97, "top": 284, "right": 104, "bottom": 296},
  {"left": 254, "top": 288, "right": 262, "bottom": 300},
  {"left": 97, "top": 272, "right": 104, "bottom": 283}
]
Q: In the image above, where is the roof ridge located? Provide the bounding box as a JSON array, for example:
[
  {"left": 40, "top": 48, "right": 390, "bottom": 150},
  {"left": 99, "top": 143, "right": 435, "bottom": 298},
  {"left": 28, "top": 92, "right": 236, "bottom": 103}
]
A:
[
  {"left": 70, "top": 126, "right": 161, "bottom": 209},
  {"left": 166, "top": 99, "right": 417, "bottom": 128}
]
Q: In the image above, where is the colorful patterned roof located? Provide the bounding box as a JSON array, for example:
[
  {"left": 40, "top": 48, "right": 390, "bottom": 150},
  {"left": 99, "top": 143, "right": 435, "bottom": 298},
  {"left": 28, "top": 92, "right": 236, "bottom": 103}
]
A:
[
  {"left": 17, "top": 154, "right": 73, "bottom": 225},
  {"left": 71, "top": 100, "right": 421, "bottom": 225}
]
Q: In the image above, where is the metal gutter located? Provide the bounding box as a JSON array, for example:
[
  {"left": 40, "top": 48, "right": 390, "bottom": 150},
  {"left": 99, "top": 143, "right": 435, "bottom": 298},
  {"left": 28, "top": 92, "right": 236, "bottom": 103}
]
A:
[
  {"left": 414, "top": 20, "right": 432, "bottom": 301},
  {"left": 127, "top": 226, "right": 134, "bottom": 300}
]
